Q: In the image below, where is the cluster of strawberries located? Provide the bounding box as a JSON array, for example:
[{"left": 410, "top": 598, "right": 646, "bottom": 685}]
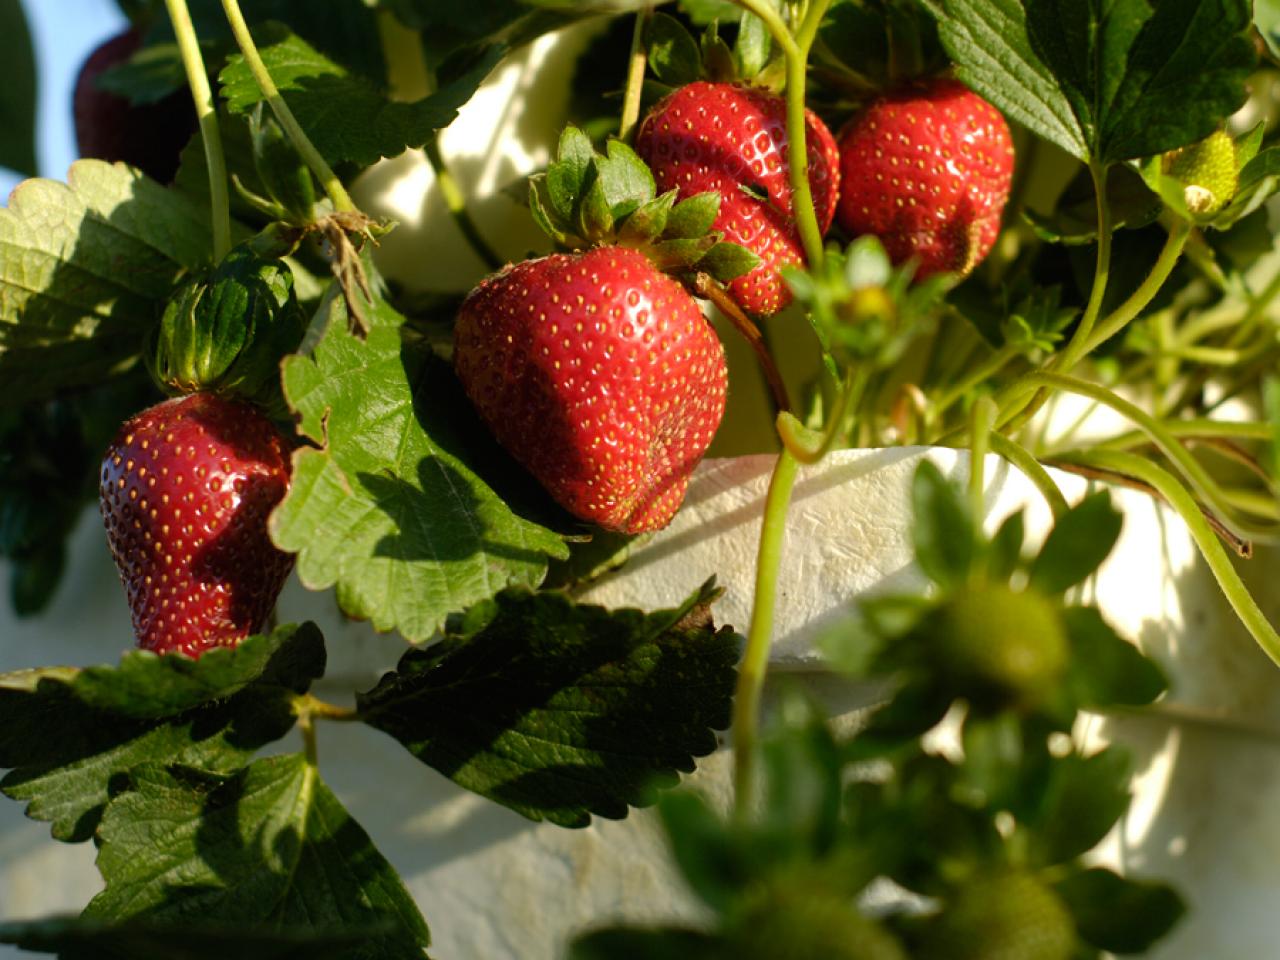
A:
[
  {"left": 454, "top": 75, "right": 1013, "bottom": 535},
  {"left": 82, "top": 25, "right": 1011, "bottom": 659}
]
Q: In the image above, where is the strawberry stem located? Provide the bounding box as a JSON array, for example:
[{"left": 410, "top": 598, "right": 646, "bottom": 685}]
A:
[
  {"left": 985, "top": 433, "right": 1068, "bottom": 520},
  {"left": 732, "top": 447, "right": 799, "bottom": 821},
  {"left": 163, "top": 0, "right": 231, "bottom": 260},
  {"left": 220, "top": 0, "right": 357, "bottom": 213},
  {"left": 774, "top": 366, "right": 865, "bottom": 464},
  {"left": 619, "top": 5, "right": 654, "bottom": 143},
  {"left": 1059, "top": 448, "right": 1280, "bottom": 667},
  {"left": 425, "top": 135, "right": 503, "bottom": 271},
  {"left": 968, "top": 394, "right": 997, "bottom": 531},
  {"left": 695, "top": 273, "right": 792, "bottom": 412}
]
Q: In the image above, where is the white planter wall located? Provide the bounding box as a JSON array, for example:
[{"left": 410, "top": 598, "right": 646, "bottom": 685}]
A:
[{"left": 3, "top": 448, "right": 1279, "bottom": 959}]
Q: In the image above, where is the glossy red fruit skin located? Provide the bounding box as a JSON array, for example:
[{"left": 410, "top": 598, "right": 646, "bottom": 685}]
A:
[
  {"left": 635, "top": 81, "right": 840, "bottom": 316},
  {"left": 453, "top": 247, "right": 727, "bottom": 534},
  {"left": 99, "top": 394, "right": 295, "bottom": 658},
  {"left": 74, "top": 28, "right": 198, "bottom": 184},
  {"left": 836, "top": 78, "right": 1014, "bottom": 279}
]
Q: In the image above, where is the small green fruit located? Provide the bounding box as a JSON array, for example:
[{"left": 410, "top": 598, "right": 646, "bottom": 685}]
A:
[
  {"left": 730, "top": 894, "right": 908, "bottom": 960},
  {"left": 930, "top": 583, "right": 1068, "bottom": 712},
  {"left": 1164, "top": 130, "right": 1238, "bottom": 216},
  {"left": 918, "top": 869, "right": 1076, "bottom": 960}
]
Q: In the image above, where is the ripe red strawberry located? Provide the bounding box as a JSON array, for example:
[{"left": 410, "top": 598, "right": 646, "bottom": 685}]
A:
[
  {"left": 454, "top": 246, "right": 727, "bottom": 533},
  {"left": 74, "top": 28, "right": 198, "bottom": 184},
  {"left": 635, "top": 81, "right": 840, "bottom": 316},
  {"left": 836, "top": 78, "right": 1014, "bottom": 279},
  {"left": 99, "top": 393, "right": 294, "bottom": 657}
]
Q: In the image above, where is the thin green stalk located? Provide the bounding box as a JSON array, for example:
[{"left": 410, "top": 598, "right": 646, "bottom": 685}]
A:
[
  {"left": 220, "top": 0, "right": 355, "bottom": 212},
  {"left": 619, "top": 5, "right": 653, "bottom": 142},
  {"left": 969, "top": 395, "right": 997, "bottom": 525},
  {"left": 988, "top": 433, "right": 1069, "bottom": 519},
  {"left": 424, "top": 137, "right": 502, "bottom": 270},
  {"left": 1082, "top": 218, "right": 1192, "bottom": 355},
  {"left": 1009, "top": 371, "right": 1280, "bottom": 543},
  {"left": 164, "top": 0, "right": 230, "bottom": 260},
  {"left": 931, "top": 342, "right": 1022, "bottom": 424},
  {"left": 1090, "top": 419, "right": 1275, "bottom": 451},
  {"left": 733, "top": 448, "right": 800, "bottom": 820},
  {"left": 1063, "top": 448, "right": 1280, "bottom": 668},
  {"left": 776, "top": 367, "right": 865, "bottom": 464}
]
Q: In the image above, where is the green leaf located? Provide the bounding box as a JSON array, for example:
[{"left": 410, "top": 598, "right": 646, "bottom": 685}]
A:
[
  {"left": 271, "top": 294, "right": 568, "bottom": 642},
  {"left": 220, "top": 26, "right": 503, "bottom": 168},
  {"left": 0, "top": 161, "right": 217, "bottom": 401},
  {"left": 665, "top": 192, "right": 721, "bottom": 240},
  {"left": 1259, "top": 0, "right": 1280, "bottom": 60},
  {"left": 923, "top": 0, "right": 1255, "bottom": 164},
  {"left": 85, "top": 757, "right": 431, "bottom": 959},
  {"left": 1055, "top": 867, "right": 1186, "bottom": 953},
  {"left": 0, "top": 0, "right": 37, "bottom": 176},
  {"left": 0, "top": 625, "right": 322, "bottom": 842},
  {"left": 1028, "top": 492, "right": 1122, "bottom": 594},
  {"left": 986, "top": 510, "right": 1026, "bottom": 581},
  {"left": 356, "top": 581, "right": 740, "bottom": 827},
  {"left": 1062, "top": 606, "right": 1167, "bottom": 707},
  {"left": 569, "top": 928, "right": 723, "bottom": 960},
  {"left": 1029, "top": 748, "right": 1131, "bottom": 866},
  {"left": 647, "top": 13, "right": 703, "bottom": 87},
  {"left": 910, "top": 460, "right": 975, "bottom": 587},
  {"left": 735, "top": 6, "right": 772, "bottom": 78},
  {"left": 0, "top": 915, "right": 386, "bottom": 960}
]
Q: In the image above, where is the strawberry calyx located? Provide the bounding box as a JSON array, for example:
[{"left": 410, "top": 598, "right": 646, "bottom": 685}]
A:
[
  {"left": 529, "top": 125, "right": 761, "bottom": 286},
  {"left": 147, "top": 242, "right": 306, "bottom": 410},
  {"left": 1140, "top": 127, "right": 1256, "bottom": 226},
  {"left": 645, "top": 11, "right": 784, "bottom": 93}
]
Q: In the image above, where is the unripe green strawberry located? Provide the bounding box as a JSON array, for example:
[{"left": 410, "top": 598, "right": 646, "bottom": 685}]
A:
[
  {"left": 453, "top": 246, "right": 727, "bottom": 533},
  {"left": 837, "top": 78, "right": 1013, "bottom": 279},
  {"left": 99, "top": 393, "right": 294, "bottom": 658},
  {"left": 929, "top": 583, "right": 1067, "bottom": 712},
  {"left": 73, "top": 28, "right": 198, "bottom": 184},
  {"left": 1164, "top": 130, "right": 1238, "bottom": 216},
  {"left": 918, "top": 870, "right": 1075, "bottom": 960},
  {"left": 730, "top": 893, "right": 908, "bottom": 960}
]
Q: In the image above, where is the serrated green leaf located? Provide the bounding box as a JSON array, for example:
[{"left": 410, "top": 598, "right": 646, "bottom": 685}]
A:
[
  {"left": 618, "top": 190, "right": 677, "bottom": 245},
  {"left": 0, "top": 0, "right": 37, "bottom": 177},
  {"left": 85, "top": 757, "right": 431, "bottom": 959},
  {"left": 665, "top": 191, "right": 721, "bottom": 240},
  {"left": 1055, "top": 867, "right": 1186, "bottom": 953},
  {"left": 647, "top": 13, "right": 703, "bottom": 87},
  {"left": 1062, "top": 606, "right": 1167, "bottom": 707},
  {"left": 0, "top": 624, "right": 322, "bottom": 842},
  {"left": 0, "top": 161, "right": 217, "bottom": 401},
  {"left": 596, "top": 139, "right": 657, "bottom": 219},
  {"left": 695, "top": 241, "right": 762, "bottom": 282},
  {"left": 220, "top": 26, "right": 502, "bottom": 168},
  {"left": 923, "top": 0, "right": 1255, "bottom": 164},
  {"left": 547, "top": 126, "right": 595, "bottom": 224},
  {"left": 356, "top": 581, "right": 739, "bottom": 827},
  {"left": 910, "top": 461, "right": 975, "bottom": 587},
  {"left": 1030, "top": 748, "right": 1131, "bottom": 866},
  {"left": 1029, "top": 492, "right": 1122, "bottom": 594},
  {"left": 0, "top": 915, "right": 385, "bottom": 960},
  {"left": 271, "top": 295, "right": 567, "bottom": 643}
]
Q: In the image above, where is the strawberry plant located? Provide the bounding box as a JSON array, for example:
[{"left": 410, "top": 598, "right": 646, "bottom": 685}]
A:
[{"left": 1, "top": 0, "right": 1279, "bottom": 958}]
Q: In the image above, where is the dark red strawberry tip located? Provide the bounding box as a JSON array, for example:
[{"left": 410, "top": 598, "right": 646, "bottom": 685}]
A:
[
  {"left": 99, "top": 393, "right": 295, "bottom": 658},
  {"left": 74, "top": 28, "right": 199, "bottom": 184},
  {"left": 454, "top": 247, "right": 727, "bottom": 534},
  {"left": 635, "top": 81, "right": 841, "bottom": 316},
  {"left": 835, "top": 78, "right": 1014, "bottom": 279}
]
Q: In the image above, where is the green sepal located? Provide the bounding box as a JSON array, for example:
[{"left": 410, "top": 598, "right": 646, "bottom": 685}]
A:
[
  {"left": 249, "top": 104, "right": 318, "bottom": 225},
  {"left": 700, "top": 22, "right": 738, "bottom": 83},
  {"left": 147, "top": 243, "right": 307, "bottom": 408},
  {"left": 547, "top": 125, "right": 595, "bottom": 224},
  {"left": 650, "top": 236, "right": 719, "bottom": 272},
  {"left": 618, "top": 190, "right": 677, "bottom": 245},
  {"left": 647, "top": 13, "right": 703, "bottom": 87},
  {"left": 666, "top": 191, "right": 721, "bottom": 239},
  {"left": 694, "top": 241, "right": 761, "bottom": 283},
  {"left": 529, "top": 175, "right": 570, "bottom": 245},
  {"left": 576, "top": 172, "right": 616, "bottom": 243},
  {"left": 735, "top": 6, "right": 772, "bottom": 79}
]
